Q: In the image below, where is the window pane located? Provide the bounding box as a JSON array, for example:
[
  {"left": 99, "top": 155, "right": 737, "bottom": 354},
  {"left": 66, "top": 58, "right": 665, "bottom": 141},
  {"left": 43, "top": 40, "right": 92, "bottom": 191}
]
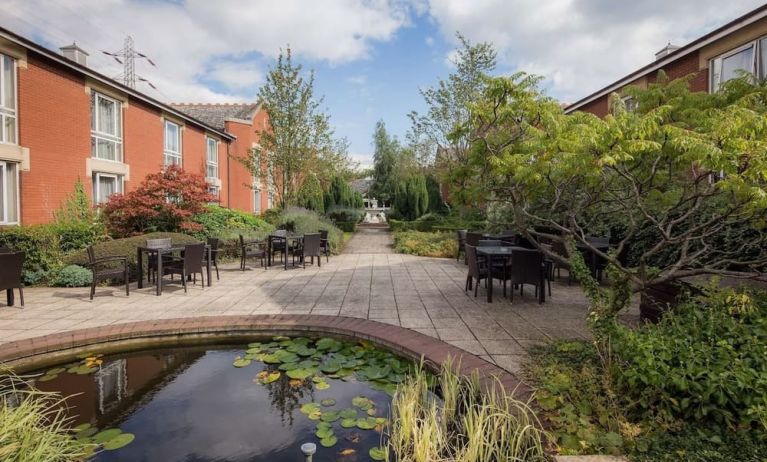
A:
[
  {"left": 3, "top": 55, "right": 15, "bottom": 111},
  {"left": 4, "top": 163, "right": 19, "bottom": 223},
  {"left": 98, "top": 96, "right": 116, "bottom": 134},
  {"left": 761, "top": 38, "right": 767, "bottom": 79},
  {"left": 98, "top": 138, "right": 117, "bottom": 161},
  {"left": 721, "top": 46, "right": 754, "bottom": 84},
  {"left": 99, "top": 176, "right": 116, "bottom": 203},
  {"left": 165, "top": 122, "right": 179, "bottom": 152},
  {"left": 0, "top": 163, "right": 4, "bottom": 221},
  {"left": 91, "top": 93, "right": 96, "bottom": 131},
  {"left": 4, "top": 115, "right": 15, "bottom": 144}
]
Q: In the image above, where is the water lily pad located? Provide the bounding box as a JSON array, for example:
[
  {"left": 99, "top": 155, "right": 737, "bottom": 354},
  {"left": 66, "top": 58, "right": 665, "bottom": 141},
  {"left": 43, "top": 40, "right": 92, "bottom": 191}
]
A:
[
  {"left": 102, "top": 433, "right": 135, "bottom": 450},
  {"left": 352, "top": 396, "right": 374, "bottom": 411},
  {"left": 74, "top": 365, "right": 98, "bottom": 375},
  {"left": 375, "top": 417, "right": 387, "bottom": 425},
  {"left": 286, "top": 368, "right": 316, "bottom": 380},
  {"left": 232, "top": 358, "right": 251, "bottom": 368},
  {"left": 336, "top": 368, "right": 355, "bottom": 378},
  {"left": 320, "top": 435, "right": 338, "bottom": 447},
  {"left": 272, "top": 335, "right": 290, "bottom": 342},
  {"left": 262, "top": 371, "right": 281, "bottom": 384},
  {"left": 339, "top": 409, "right": 357, "bottom": 419},
  {"left": 320, "top": 360, "right": 342, "bottom": 373},
  {"left": 273, "top": 350, "right": 299, "bottom": 363},
  {"left": 316, "top": 421, "right": 332, "bottom": 430},
  {"left": 38, "top": 374, "right": 58, "bottom": 382},
  {"left": 260, "top": 354, "right": 281, "bottom": 364},
  {"left": 340, "top": 418, "right": 356, "bottom": 428},
  {"left": 359, "top": 365, "right": 391, "bottom": 380},
  {"left": 308, "top": 411, "right": 322, "bottom": 420},
  {"left": 247, "top": 342, "right": 262, "bottom": 349},
  {"left": 75, "top": 427, "right": 98, "bottom": 439},
  {"left": 356, "top": 417, "right": 377, "bottom": 430},
  {"left": 73, "top": 423, "right": 92, "bottom": 432},
  {"left": 47, "top": 367, "right": 66, "bottom": 375},
  {"left": 246, "top": 347, "right": 262, "bottom": 355},
  {"left": 321, "top": 399, "right": 336, "bottom": 407},
  {"left": 315, "top": 381, "right": 330, "bottom": 390},
  {"left": 369, "top": 446, "right": 387, "bottom": 461},
  {"left": 315, "top": 427, "right": 334, "bottom": 439},
  {"left": 316, "top": 338, "right": 343, "bottom": 352},
  {"left": 367, "top": 408, "right": 377, "bottom": 416},
  {"left": 278, "top": 362, "right": 298, "bottom": 371},
  {"left": 94, "top": 428, "right": 123, "bottom": 444},
  {"left": 298, "top": 359, "right": 319, "bottom": 369},
  {"left": 321, "top": 411, "right": 340, "bottom": 422},
  {"left": 300, "top": 403, "right": 321, "bottom": 415}
]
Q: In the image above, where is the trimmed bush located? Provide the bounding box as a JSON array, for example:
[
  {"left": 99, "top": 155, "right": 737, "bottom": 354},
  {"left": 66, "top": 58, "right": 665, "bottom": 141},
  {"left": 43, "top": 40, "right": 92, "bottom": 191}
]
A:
[
  {"left": 325, "top": 206, "right": 364, "bottom": 224},
  {"left": 67, "top": 232, "right": 200, "bottom": 273},
  {"left": 190, "top": 205, "right": 274, "bottom": 258},
  {"left": 335, "top": 221, "right": 357, "bottom": 232},
  {"left": 392, "top": 230, "right": 457, "bottom": 258},
  {"left": 52, "top": 265, "right": 92, "bottom": 287}
]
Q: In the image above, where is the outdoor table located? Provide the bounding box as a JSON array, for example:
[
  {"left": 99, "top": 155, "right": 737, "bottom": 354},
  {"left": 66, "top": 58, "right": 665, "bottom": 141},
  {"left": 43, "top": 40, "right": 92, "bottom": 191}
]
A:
[
  {"left": 136, "top": 245, "right": 212, "bottom": 296},
  {"left": 576, "top": 239, "right": 610, "bottom": 278},
  {"left": 476, "top": 246, "right": 546, "bottom": 304},
  {"left": 267, "top": 233, "right": 304, "bottom": 270}
]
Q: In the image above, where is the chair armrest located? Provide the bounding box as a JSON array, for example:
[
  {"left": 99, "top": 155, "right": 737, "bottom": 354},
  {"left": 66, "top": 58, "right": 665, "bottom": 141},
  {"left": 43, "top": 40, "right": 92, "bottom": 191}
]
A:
[{"left": 92, "top": 255, "right": 127, "bottom": 263}]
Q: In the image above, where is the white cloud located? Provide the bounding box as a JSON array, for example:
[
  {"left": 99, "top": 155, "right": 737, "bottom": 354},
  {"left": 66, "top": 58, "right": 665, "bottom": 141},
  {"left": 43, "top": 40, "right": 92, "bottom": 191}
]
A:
[
  {"left": 425, "top": 0, "right": 766, "bottom": 101},
  {"left": 1, "top": 0, "right": 414, "bottom": 102}
]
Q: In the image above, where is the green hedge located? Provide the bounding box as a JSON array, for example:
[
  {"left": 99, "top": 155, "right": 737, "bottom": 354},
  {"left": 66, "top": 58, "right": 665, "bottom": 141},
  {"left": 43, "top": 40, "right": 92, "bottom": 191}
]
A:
[
  {"left": 335, "top": 221, "right": 357, "bottom": 232},
  {"left": 0, "top": 222, "right": 106, "bottom": 284},
  {"left": 389, "top": 215, "right": 485, "bottom": 233},
  {"left": 67, "top": 232, "right": 200, "bottom": 274},
  {"left": 191, "top": 205, "right": 274, "bottom": 259},
  {"left": 274, "top": 208, "right": 344, "bottom": 254},
  {"left": 392, "top": 230, "right": 457, "bottom": 258}
]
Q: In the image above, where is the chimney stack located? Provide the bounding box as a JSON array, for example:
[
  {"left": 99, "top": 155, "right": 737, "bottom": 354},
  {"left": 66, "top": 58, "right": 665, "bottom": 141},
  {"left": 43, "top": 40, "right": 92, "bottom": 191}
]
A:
[
  {"left": 59, "top": 42, "right": 89, "bottom": 66},
  {"left": 655, "top": 42, "right": 680, "bottom": 61}
]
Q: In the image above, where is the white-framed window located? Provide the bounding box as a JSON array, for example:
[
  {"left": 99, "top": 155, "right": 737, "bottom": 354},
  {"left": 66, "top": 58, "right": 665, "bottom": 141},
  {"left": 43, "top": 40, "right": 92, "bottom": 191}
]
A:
[
  {"left": 253, "top": 187, "right": 261, "bottom": 213},
  {"left": 164, "top": 120, "right": 182, "bottom": 166},
  {"left": 92, "top": 172, "right": 122, "bottom": 204},
  {"left": 0, "top": 54, "right": 17, "bottom": 145},
  {"left": 91, "top": 92, "right": 122, "bottom": 161},
  {"left": 207, "top": 185, "right": 219, "bottom": 203},
  {"left": 206, "top": 136, "right": 218, "bottom": 178},
  {"left": 710, "top": 37, "right": 767, "bottom": 92},
  {"left": 0, "top": 161, "right": 19, "bottom": 224}
]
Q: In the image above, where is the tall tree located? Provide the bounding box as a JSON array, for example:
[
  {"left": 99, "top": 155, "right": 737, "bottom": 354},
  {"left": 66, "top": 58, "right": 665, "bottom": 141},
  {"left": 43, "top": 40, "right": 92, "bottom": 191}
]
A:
[
  {"left": 370, "top": 120, "right": 400, "bottom": 205},
  {"left": 408, "top": 33, "right": 496, "bottom": 208},
  {"left": 250, "top": 47, "right": 337, "bottom": 207}
]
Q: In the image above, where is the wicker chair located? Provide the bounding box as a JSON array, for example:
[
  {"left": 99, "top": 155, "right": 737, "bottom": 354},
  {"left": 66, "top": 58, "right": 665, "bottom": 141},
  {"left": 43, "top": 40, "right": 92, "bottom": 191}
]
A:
[
  {"left": 145, "top": 238, "right": 172, "bottom": 283},
  {"left": 0, "top": 251, "right": 25, "bottom": 307},
  {"left": 319, "top": 229, "right": 330, "bottom": 262},
  {"left": 86, "top": 246, "right": 129, "bottom": 301},
  {"left": 294, "top": 233, "right": 322, "bottom": 268},
  {"left": 205, "top": 238, "right": 221, "bottom": 280},
  {"left": 509, "top": 248, "right": 544, "bottom": 303},
  {"left": 456, "top": 230, "right": 467, "bottom": 262},
  {"left": 162, "top": 243, "right": 206, "bottom": 293},
  {"left": 239, "top": 235, "right": 266, "bottom": 270}
]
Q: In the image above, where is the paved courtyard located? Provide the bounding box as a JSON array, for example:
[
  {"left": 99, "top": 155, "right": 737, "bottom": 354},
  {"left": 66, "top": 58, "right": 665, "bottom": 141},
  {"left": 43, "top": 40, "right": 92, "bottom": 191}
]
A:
[{"left": 0, "top": 229, "right": 629, "bottom": 374}]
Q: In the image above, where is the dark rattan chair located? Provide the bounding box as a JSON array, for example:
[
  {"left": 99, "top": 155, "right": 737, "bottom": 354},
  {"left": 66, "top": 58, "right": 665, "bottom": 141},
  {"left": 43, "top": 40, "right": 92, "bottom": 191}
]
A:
[
  {"left": 163, "top": 243, "right": 205, "bottom": 293},
  {"left": 464, "top": 245, "right": 489, "bottom": 298},
  {"left": 294, "top": 233, "right": 322, "bottom": 268},
  {"left": 0, "top": 251, "right": 25, "bottom": 307},
  {"left": 146, "top": 238, "right": 172, "bottom": 283},
  {"left": 239, "top": 234, "right": 266, "bottom": 270},
  {"left": 86, "top": 246, "right": 129, "bottom": 301},
  {"left": 456, "top": 230, "right": 467, "bottom": 262},
  {"left": 319, "top": 229, "right": 330, "bottom": 262},
  {"left": 465, "top": 231, "right": 483, "bottom": 248},
  {"left": 206, "top": 238, "right": 221, "bottom": 280},
  {"left": 509, "top": 247, "right": 544, "bottom": 303}
]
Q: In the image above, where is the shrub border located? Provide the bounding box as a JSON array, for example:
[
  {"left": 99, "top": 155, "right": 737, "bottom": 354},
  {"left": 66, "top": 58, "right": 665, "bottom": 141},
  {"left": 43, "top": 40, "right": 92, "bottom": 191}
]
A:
[{"left": 1, "top": 315, "right": 530, "bottom": 399}]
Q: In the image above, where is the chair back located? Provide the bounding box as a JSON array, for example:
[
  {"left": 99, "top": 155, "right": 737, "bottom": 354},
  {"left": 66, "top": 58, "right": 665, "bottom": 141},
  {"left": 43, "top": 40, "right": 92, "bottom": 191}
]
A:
[
  {"left": 207, "top": 238, "right": 220, "bottom": 263},
  {"left": 456, "top": 229, "right": 467, "bottom": 241},
  {"left": 466, "top": 232, "right": 483, "bottom": 247},
  {"left": 146, "top": 238, "right": 172, "bottom": 249},
  {"left": 510, "top": 248, "right": 543, "bottom": 285},
  {"left": 86, "top": 245, "right": 97, "bottom": 265},
  {"left": 551, "top": 239, "right": 568, "bottom": 258},
  {"left": 478, "top": 239, "right": 501, "bottom": 247},
  {"left": 0, "top": 245, "right": 12, "bottom": 254},
  {"left": 0, "top": 251, "right": 24, "bottom": 290},
  {"left": 465, "top": 245, "right": 481, "bottom": 279},
  {"left": 319, "top": 229, "right": 329, "bottom": 240},
  {"left": 303, "top": 233, "right": 321, "bottom": 256},
  {"left": 182, "top": 244, "right": 205, "bottom": 273}
]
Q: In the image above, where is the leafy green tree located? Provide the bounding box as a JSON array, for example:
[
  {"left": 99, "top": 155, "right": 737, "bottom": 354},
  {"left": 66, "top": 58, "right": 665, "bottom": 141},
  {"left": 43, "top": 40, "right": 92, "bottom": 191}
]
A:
[
  {"left": 246, "top": 47, "right": 346, "bottom": 207},
  {"left": 370, "top": 120, "right": 401, "bottom": 205},
  {"left": 408, "top": 33, "right": 496, "bottom": 208},
  {"left": 464, "top": 71, "right": 767, "bottom": 328},
  {"left": 425, "top": 174, "right": 446, "bottom": 214},
  {"left": 297, "top": 173, "right": 324, "bottom": 213},
  {"left": 394, "top": 174, "right": 429, "bottom": 220},
  {"left": 55, "top": 178, "right": 94, "bottom": 225}
]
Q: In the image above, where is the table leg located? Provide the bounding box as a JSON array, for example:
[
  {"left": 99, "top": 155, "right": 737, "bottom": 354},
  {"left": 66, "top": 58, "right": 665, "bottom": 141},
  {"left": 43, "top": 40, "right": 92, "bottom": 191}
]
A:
[
  {"left": 137, "top": 248, "right": 144, "bottom": 289},
  {"left": 487, "top": 255, "right": 494, "bottom": 303},
  {"left": 156, "top": 251, "right": 162, "bottom": 296},
  {"left": 6, "top": 288, "right": 13, "bottom": 307},
  {"left": 206, "top": 247, "right": 212, "bottom": 286},
  {"left": 267, "top": 237, "right": 272, "bottom": 267},
  {"left": 284, "top": 242, "right": 288, "bottom": 270},
  {"left": 539, "top": 267, "right": 545, "bottom": 303}
]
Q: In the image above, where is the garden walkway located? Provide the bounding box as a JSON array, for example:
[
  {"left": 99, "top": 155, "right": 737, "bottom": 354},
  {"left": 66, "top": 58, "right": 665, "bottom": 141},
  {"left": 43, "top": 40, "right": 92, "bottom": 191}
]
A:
[{"left": 0, "top": 230, "right": 635, "bottom": 374}]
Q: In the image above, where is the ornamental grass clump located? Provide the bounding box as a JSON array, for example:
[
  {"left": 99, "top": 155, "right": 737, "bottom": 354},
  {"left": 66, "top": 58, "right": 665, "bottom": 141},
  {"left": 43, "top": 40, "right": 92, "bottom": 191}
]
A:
[
  {"left": 387, "top": 358, "right": 547, "bottom": 462},
  {"left": 0, "top": 374, "right": 94, "bottom": 462}
]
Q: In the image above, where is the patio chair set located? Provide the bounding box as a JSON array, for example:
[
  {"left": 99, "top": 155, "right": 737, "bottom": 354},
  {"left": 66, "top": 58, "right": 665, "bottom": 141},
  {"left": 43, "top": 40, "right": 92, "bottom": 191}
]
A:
[
  {"left": 239, "top": 229, "right": 330, "bottom": 271},
  {"left": 456, "top": 230, "right": 611, "bottom": 303}
]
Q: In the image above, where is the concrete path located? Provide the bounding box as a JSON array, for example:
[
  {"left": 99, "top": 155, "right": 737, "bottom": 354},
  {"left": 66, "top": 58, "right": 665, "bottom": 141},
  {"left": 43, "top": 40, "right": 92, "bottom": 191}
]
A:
[
  {"left": 0, "top": 230, "right": 629, "bottom": 374},
  {"left": 343, "top": 227, "right": 394, "bottom": 254}
]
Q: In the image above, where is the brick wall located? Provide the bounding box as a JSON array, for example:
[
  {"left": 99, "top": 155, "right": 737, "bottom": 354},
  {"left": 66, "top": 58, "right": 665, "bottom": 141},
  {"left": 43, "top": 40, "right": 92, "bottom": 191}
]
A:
[{"left": 123, "top": 100, "right": 163, "bottom": 192}]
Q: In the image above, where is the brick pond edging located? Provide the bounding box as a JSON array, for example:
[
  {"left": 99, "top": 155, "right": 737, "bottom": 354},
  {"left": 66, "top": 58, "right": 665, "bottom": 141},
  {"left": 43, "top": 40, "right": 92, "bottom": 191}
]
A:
[{"left": 0, "top": 314, "right": 531, "bottom": 399}]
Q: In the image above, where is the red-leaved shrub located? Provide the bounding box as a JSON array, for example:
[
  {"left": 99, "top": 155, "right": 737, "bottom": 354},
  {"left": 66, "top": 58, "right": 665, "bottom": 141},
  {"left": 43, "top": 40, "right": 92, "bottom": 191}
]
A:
[{"left": 101, "top": 165, "right": 213, "bottom": 236}]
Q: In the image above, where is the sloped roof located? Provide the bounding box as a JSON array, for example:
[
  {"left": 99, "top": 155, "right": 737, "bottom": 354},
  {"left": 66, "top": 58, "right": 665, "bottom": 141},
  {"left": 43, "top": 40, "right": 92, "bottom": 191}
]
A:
[{"left": 169, "top": 103, "right": 260, "bottom": 131}]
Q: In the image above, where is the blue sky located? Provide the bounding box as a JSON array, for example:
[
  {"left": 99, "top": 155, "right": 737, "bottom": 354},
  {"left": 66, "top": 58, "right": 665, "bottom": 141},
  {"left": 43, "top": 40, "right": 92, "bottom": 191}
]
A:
[{"left": 3, "top": 0, "right": 766, "bottom": 167}]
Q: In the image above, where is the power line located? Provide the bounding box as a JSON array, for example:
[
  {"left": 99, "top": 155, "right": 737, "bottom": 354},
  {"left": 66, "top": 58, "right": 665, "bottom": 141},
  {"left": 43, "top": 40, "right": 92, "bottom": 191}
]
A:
[{"left": 102, "top": 36, "right": 157, "bottom": 90}]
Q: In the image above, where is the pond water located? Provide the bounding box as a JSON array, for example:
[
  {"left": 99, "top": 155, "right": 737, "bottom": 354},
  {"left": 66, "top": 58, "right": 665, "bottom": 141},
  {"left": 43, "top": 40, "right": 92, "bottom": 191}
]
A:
[{"left": 28, "top": 337, "right": 406, "bottom": 462}]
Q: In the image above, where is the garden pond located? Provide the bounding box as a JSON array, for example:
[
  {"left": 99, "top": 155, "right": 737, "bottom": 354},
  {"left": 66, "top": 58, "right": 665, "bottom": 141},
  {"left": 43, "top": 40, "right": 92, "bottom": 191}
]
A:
[{"left": 25, "top": 336, "right": 413, "bottom": 461}]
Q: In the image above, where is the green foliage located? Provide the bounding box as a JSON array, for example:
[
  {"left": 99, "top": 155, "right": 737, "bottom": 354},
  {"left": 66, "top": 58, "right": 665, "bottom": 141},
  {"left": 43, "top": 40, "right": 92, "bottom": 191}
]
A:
[
  {"left": 325, "top": 207, "right": 363, "bottom": 224},
  {"left": 52, "top": 265, "right": 92, "bottom": 288},
  {"left": 392, "top": 231, "right": 456, "bottom": 258},
  {"left": 632, "top": 426, "right": 766, "bottom": 462},
  {"left": 324, "top": 176, "right": 362, "bottom": 211},
  {"left": 272, "top": 209, "right": 344, "bottom": 253},
  {"left": 54, "top": 178, "right": 95, "bottom": 225},
  {"left": 189, "top": 205, "right": 274, "bottom": 259},
  {"left": 67, "top": 232, "right": 200, "bottom": 272},
  {"left": 425, "top": 174, "right": 446, "bottom": 214},
  {"left": 393, "top": 175, "right": 429, "bottom": 221},
  {"left": 335, "top": 221, "right": 357, "bottom": 233},
  {"left": 297, "top": 174, "right": 325, "bottom": 213},
  {"left": 610, "top": 286, "right": 767, "bottom": 430},
  {"left": 370, "top": 120, "right": 402, "bottom": 204}
]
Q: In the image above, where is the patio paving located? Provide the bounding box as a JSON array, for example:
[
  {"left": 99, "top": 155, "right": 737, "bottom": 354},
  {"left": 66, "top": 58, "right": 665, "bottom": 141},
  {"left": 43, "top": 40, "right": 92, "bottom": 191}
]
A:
[{"left": 0, "top": 228, "right": 635, "bottom": 373}]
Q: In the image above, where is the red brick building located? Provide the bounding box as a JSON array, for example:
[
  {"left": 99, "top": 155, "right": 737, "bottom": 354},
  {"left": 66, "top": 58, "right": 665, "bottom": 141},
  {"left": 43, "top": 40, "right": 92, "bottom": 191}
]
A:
[
  {"left": 566, "top": 4, "right": 767, "bottom": 116},
  {"left": 0, "top": 26, "right": 269, "bottom": 226}
]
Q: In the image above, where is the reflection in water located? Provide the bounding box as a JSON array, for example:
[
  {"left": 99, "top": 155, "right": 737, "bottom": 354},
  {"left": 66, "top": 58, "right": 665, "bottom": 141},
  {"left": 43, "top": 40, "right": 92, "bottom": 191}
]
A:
[{"left": 32, "top": 345, "right": 392, "bottom": 462}]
